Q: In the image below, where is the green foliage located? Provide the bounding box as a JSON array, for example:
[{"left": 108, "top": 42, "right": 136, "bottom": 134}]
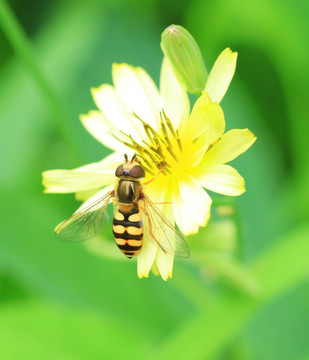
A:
[{"left": 0, "top": 0, "right": 308, "bottom": 359}]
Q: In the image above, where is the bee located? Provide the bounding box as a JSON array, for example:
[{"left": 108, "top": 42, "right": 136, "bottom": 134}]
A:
[{"left": 55, "top": 154, "right": 190, "bottom": 259}]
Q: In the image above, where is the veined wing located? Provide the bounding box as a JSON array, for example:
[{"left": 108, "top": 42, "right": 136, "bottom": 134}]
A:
[
  {"left": 55, "top": 191, "right": 114, "bottom": 242},
  {"left": 142, "top": 194, "right": 190, "bottom": 258}
]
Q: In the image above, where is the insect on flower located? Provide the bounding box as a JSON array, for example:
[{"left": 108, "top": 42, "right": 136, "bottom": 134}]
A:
[
  {"left": 55, "top": 154, "right": 190, "bottom": 259},
  {"left": 43, "top": 41, "right": 256, "bottom": 280}
]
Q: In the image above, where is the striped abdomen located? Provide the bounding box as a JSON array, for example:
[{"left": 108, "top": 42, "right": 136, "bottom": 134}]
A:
[{"left": 112, "top": 206, "right": 143, "bottom": 258}]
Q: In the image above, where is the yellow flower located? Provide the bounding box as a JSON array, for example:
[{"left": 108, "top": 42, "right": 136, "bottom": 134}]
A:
[{"left": 42, "top": 48, "right": 256, "bottom": 280}]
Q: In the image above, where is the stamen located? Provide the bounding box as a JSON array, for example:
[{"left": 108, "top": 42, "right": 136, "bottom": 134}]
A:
[
  {"left": 159, "top": 115, "right": 173, "bottom": 149},
  {"left": 162, "top": 166, "right": 172, "bottom": 174},
  {"left": 108, "top": 130, "right": 153, "bottom": 173},
  {"left": 143, "top": 124, "right": 157, "bottom": 145},
  {"left": 160, "top": 112, "right": 168, "bottom": 137},
  {"left": 152, "top": 140, "right": 163, "bottom": 158},
  {"left": 139, "top": 161, "right": 155, "bottom": 175},
  {"left": 161, "top": 109, "right": 177, "bottom": 138},
  {"left": 139, "top": 141, "right": 160, "bottom": 162},
  {"left": 176, "top": 130, "right": 183, "bottom": 152},
  {"left": 108, "top": 110, "right": 178, "bottom": 178},
  {"left": 207, "top": 137, "right": 220, "bottom": 152},
  {"left": 130, "top": 112, "right": 160, "bottom": 146},
  {"left": 108, "top": 130, "right": 136, "bottom": 150},
  {"left": 166, "top": 146, "right": 179, "bottom": 162},
  {"left": 164, "top": 134, "right": 173, "bottom": 149}
]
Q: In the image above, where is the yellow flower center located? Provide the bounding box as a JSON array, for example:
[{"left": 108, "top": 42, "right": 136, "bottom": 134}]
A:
[{"left": 110, "top": 110, "right": 184, "bottom": 176}]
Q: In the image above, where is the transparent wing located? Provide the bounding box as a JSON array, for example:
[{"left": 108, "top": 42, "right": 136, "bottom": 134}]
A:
[
  {"left": 55, "top": 191, "right": 114, "bottom": 242},
  {"left": 142, "top": 195, "right": 190, "bottom": 258}
]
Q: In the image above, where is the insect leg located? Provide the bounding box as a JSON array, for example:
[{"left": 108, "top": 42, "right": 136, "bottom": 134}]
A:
[
  {"left": 143, "top": 163, "right": 167, "bottom": 186},
  {"left": 152, "top": 202, "right": 172, "bottom": 205}
]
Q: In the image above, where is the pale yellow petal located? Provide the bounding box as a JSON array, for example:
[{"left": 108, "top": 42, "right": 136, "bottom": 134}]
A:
[
  {"left": 42, "top": 170, "right": 111, "bottom": 193},
  {"left": 160, "top": 57, "right": 190, "bottom": 129},
  {"left": 80, "top": 110, "right": 128, "bottom": 152},
  {"left": 154, "top": 203, "right": 174, "bottom": 281},
  {"left": 204, "top": 48, "right": 238, "bottom": 103},
  {"left": 142, "top": 172, "right": 168, "bottom": 203},
  {"left": 182, "top": 130, "right": 208, "bottom": 168},
  {"left": 74, "top": 151, "right": 122, "bottom": 200},
  {"left": 155, "top": 252, "right": 174, "bottom": 281},
  {"left": 180, "top": 92, "right": 225, "bottom": 144},
  {"left": 112, "top": 63, "right": 161, "bottom": 131},
  {"left": 173, "top": 174, "right": 212, "bottom": 235},
  {"left": 91, "top": 84, "right": 145, "bottom": 141},
  {"left": 180, "top": 94, "right": 207, "bottom": 140},
  {"left": 138, "top": 182, "right": 174, "bottom": 280},
  {"left": 189, "top": 164, "right": 245, "bottom": 196},
  {"left": 203, "top": 129, "right": 256, "bottom": 164},
  {"left": 150, "top": 261, "right": 160, "bottom": 276},
  {"left": 42, "top": 152, "right": 120, "bottom": 193},
  {"left": 137, "top": 183, "right": 165, "bottom": 280},
  {"left": 137, "top": 204, "right": 158, "bottom": 279},
  {"left": 204, "top": 95, "right": 225, "bottom": 147}
]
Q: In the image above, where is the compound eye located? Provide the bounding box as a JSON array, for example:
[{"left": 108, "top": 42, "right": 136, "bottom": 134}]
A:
[
  {"left": 115, "top": 165, "right": 124, "bottom": 177},
  {"left": 129, "top": 165, "right": 145, "bottom": 179}
]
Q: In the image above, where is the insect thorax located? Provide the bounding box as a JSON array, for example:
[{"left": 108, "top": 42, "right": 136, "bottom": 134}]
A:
[{"left": 117, "top": 179, "right": 140, "bottom": 203}]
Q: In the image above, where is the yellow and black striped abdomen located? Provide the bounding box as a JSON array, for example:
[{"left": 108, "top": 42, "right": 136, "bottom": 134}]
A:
[{"left": 113, "top": 206, "right": 143, "bottom": 258}]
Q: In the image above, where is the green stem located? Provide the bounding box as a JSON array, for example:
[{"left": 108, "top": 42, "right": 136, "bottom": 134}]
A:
[{"left": 0, "top": 0, "right": 82, "bottom": 163}]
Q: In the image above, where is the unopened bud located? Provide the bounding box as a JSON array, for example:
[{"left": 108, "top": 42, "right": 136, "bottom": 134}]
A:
[{"left": 161, "top": 25, "right": 208, "bottom": 94}]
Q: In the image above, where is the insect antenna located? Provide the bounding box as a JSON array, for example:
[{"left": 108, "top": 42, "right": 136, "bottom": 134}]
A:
[
  {"left": 131, "top": 153, "right": 137, "bottom": 162},
  {"left": 124, "top": 153, "right": 128, "bottom": 162}
]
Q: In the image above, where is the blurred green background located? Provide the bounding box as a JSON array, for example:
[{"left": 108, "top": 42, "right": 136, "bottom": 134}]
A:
[{"left": 1, "top": 0, "right": 309, "bottom": 359}]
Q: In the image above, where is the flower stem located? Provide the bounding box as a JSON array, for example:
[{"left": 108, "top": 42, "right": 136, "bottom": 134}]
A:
[{"left": 0, "top": 0, "right": 82, "bottom": 163}]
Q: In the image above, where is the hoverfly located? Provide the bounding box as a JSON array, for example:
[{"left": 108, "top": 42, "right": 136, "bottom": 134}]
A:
[{"left": 55, "top": 154, "right": 190, "bottom": 259}]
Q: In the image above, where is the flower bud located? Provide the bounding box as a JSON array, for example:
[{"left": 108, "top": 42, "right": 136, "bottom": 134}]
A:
[{"left": 161, "top": 25, "right": 208, "bottom": 94}]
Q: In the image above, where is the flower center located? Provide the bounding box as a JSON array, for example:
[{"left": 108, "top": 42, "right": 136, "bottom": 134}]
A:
[{"left": 110, "top": 110, "right": 183, "bottom": 176}]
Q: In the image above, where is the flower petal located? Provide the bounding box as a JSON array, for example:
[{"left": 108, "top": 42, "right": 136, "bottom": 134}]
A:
[
  {"left": 150, "top": 261, "right": 160, "bottom": 276},
  {"left": 173, "top": 174, "right": 212, "bottom": 235},
  {"left": 182, "top": 130, "right": 209, "bottom": 168},
  {"left": 112, "top": 63, "right": 161, "bottom": 131},
  {"left": 138, "top": 180, "right": 174, "bottom": 280},
  {"left": 42, "top": 152, "right": 120, "bottom": 193},
  {"left": 91, "top": 84, "right": 146, "bottom": 142},
  {"left": 160, "top": 57, "right": 190, "bottom": 129},
  {"left": 154, "top": 203, "right": 175, "bottom": 280},
  {"left": 204, "top": 48, "right": 237, "bottom": 103},
  {"left": 80, "top": 110, "right": 129, "bottom": 152},
  {"left": 180, "top": 92, "right": 225, "bottom": 144},
  {"left": 75, "top": 151, "right": 123, "bottom": 200},
  {"left": 189, "top": 164, "right": 245, "bottom": 196},
  {"left": 77, "top": 152, "right": 122, "bottom": 173},
  {"left": 203, "top": 129, "right": 256, "bottom": 164},
  {"left": 42, "top": 170, "right": 110, "bottom": 193},
  {"left": 155, "top": 252, "right": 174, "bottom": 280},
  {"left": 137, "top": 205, "right": 158, "bottom": 279}
]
